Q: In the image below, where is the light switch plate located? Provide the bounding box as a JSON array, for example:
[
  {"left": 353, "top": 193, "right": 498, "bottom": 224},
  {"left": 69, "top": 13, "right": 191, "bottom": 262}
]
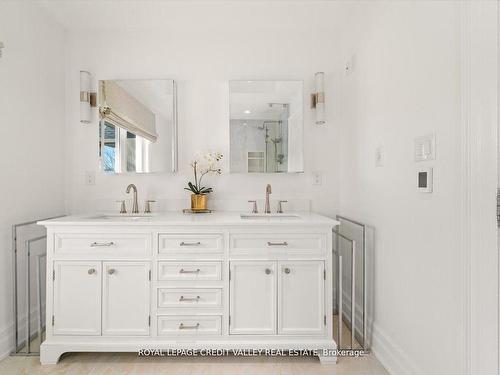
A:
[{"left": 414, "top": 134, "right": 435, "bottom": 162}]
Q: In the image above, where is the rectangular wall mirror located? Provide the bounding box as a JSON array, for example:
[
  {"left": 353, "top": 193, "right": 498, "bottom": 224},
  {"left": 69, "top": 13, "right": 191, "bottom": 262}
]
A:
[
  {"left": 229, "top": 80, "right": 304, "bottom": 173},
  {"left": 98, "top": 79, "right": 177, "bottom": 173}
]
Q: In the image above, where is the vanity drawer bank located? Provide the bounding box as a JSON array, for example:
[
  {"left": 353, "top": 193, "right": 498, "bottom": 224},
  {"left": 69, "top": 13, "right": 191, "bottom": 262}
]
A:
[{"left": 38, "top": 212, "right": 340, "bottom": 365}]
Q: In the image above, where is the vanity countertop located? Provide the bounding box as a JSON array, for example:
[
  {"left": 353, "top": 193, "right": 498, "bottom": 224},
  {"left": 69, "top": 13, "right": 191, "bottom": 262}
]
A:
[{"left": 38, "top": 211, "right": 339, "bottom": 227}]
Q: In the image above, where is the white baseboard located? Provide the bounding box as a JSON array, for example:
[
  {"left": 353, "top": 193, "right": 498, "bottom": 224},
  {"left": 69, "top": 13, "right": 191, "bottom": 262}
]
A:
[
  {"left": 335, "top": 292, "right": 423, "bottom": 375},
  {"left": 339, "top": 289, "right": 365, "bottom": 338},
  {"left": 370, "top": 323, "right": 424, "bottom": 375},
  {"left": 0, "top": 324, "right": 13, "bottom": 361},
  {"left": 0, "top": 306, "right": 45, "bottom": 361}
]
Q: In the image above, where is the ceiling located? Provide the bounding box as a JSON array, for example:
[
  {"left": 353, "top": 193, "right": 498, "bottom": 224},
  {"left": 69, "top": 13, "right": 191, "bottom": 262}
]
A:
[
  {"left": 230, "top": 80, "right": 302, "bottom": 120},
  {"left": 36, "top": 0, "right": 342, "bottom": 33}
]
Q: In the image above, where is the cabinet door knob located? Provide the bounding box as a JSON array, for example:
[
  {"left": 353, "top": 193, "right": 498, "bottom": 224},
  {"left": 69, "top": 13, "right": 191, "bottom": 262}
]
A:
[
  {"left": 284, "top": 267, "right": 291, "bottom": 274},
  {"left": 108, "top": 269, "right": 115, "bottom": 275},
  {"left": 88, "top": 268, "right": 96, "bottom": 275},
  {"left": 265, "top": 268, "right": 272, "bottom": 275}
]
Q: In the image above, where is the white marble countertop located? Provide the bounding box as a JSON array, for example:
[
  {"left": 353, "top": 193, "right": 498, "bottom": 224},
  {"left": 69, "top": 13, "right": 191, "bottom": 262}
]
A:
[{"left": 38, "top": 211, "right": 340, "bottom": 227}]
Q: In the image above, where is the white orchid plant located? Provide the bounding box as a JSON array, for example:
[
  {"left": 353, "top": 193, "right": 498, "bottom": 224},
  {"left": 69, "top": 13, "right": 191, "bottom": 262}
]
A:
[{"left": 185, "top": 152, "right": 223, "bottom": 195}]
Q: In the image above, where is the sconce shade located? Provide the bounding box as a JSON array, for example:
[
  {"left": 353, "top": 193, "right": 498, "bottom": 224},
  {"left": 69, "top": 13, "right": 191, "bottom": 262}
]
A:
[
  {"left": 80, "top": 70, "right": 91, "bottom": 124},
  {"left": 314, "top": 72, "right": 325, "bottom": 125}
]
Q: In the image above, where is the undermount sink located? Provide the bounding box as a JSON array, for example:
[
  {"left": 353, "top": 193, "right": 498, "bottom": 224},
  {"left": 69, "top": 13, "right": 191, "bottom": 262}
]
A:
[
  {"left": 87, "top": 214, "right": 155, "bottom": 221},
  {"left": 240, "top": 213, "right": 301, "bottom": 220}
]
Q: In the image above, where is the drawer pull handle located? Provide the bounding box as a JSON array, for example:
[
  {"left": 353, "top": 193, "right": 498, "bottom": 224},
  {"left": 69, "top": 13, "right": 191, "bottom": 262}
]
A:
[
  {"left": 90, "top": 241, "right": 115, "bottom": 247},
  {"left": 88, "top": 268, "right": 96, "bottom": 275},
  {"left": 108, "top": 269, "right": 116, "bottom": 275},
  {"left": 179, "top": 268, "right": 201, "bottom": 274},
  {"left": 179, "top": 296, "right": 200, "bottom": 302},
  {"left": 284, "top": 267, "right": 291, "bottom": 274},
  {"left": 267, "top": 241, "right": 288, "bottom": 246},
  {"left": 179, "top": 323, "right": 200, "bottom": 330},
  {"left": 180, "top": 241, "right": 201, "bottom": 246},
  {"left": 265, "top": 268, "right": 272, "bottom": 275}
]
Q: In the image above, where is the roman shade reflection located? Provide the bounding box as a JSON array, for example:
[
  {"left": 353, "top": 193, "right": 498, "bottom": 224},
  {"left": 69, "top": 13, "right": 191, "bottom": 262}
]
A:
[
  {"left": 97, "top": 79, "right": 177, "bottom": 174},
  {"left": 99, "top": 80, "right": 158, "bottom": 143}
]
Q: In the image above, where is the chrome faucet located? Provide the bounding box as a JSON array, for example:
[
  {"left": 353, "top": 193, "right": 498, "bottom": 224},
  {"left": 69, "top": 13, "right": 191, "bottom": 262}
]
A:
[
  {"left": 248, "top": 200, "right": 258, "bottom": 214},
  {"left": 264, "top": 184, "right": 272, "bottom": 214},
  {"left": 126, "top": 184, "right": 139, "bottom": 213},
  {"left": 277, "top": 200, "right": 288, "bottom": 214}
]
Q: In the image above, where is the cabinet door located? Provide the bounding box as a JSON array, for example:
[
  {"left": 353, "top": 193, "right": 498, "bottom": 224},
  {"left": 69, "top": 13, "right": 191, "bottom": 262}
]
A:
[
  {"left": 229, "top": 261, "right": 276, "bottom": 335},
  {"left": 278, "top": 260, "right": 325, "bottom": 335},
  {"left": 102, "top": 262, "right": 150, "bottom": 336},
  {"left": 53, "top": 261, "right": 101, "bottom": 335}
]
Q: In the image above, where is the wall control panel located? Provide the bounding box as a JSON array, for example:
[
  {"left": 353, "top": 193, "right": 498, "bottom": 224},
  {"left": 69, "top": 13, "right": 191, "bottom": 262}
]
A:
[{"left": 417, "top": 168, "right": 433, "bottom": 193}]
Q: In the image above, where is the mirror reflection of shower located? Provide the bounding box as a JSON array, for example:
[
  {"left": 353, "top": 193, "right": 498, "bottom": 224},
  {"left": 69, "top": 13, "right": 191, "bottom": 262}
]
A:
[
  {"left": 264, "top": 102, "right": 289, "bottom": 172},
  {"left": 246, "top": 103, "right": 289, "bottom": 173},
  {"left": 229, "top": 80, "right": 304, "bottom": 173}
]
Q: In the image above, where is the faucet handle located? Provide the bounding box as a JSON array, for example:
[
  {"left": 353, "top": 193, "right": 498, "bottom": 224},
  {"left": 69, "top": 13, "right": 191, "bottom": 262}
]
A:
[
  {"left": 116, "top": 200, "right": 127, "bottom": 214},
  {"left": 277, "top": 200, "right": 288, "bottom": 214},
  {"left": 144, "top": 200, "right": 156, "bottom": 214},
  {"left": 248, "top": 200, "right": 258, "bottom": 214}
]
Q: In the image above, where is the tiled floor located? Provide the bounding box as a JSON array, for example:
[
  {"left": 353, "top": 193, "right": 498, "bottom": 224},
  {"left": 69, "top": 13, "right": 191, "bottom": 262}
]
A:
[{"left": 0, "top": 352, "right": 389, "bottom": 375}]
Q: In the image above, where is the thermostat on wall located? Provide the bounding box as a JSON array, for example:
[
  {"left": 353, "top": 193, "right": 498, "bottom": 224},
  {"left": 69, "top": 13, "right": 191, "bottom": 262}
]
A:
[{"left": 417, "top": 168, "right": 433, "bottom": 193}]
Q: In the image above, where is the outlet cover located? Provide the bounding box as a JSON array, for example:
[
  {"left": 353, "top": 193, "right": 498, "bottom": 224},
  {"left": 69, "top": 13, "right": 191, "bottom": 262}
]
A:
[
  {"left": 312, "top": 172, "right": 322, "bottom": 186},
  {"left": 375, "top": 146, "right": 384, "bottom": 167},
  {"left": 345, "top": 54, "right": 356, "bottom": 76},
  {"left": 85, "top": 170, "right": 96, "bottom": 185}
]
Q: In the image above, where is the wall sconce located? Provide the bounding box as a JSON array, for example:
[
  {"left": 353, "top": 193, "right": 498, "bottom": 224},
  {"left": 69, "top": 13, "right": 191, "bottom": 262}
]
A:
[
  {"left": 80, "top": 70, "right": 97, "bottom": 124},
  {"left": 311, "top": 72, "right": 325, "bottom": 125}
]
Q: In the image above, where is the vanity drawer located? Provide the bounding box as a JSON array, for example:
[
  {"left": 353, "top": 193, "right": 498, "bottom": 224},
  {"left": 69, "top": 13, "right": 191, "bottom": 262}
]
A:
[
  {"left": 157, "top": 315, "right": 222, "bottom": 336},
  {"left": 158, "top": 234, "right": 223, "bottom": 254},
  {"left": 54, "top": 233, "right": 150, "bottom": 256},
  {"left": 157, "top": 288, "right": 222, "bottom": 308},
  {"left": 157, "top": 261, "right": 222, "bottom": 281},
  {"left": 230, "top": 234, "right": 324, "bottom": 252}
]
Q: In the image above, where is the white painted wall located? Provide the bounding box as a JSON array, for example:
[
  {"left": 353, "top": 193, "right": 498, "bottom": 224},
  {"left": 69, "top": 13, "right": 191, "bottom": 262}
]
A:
[
  {"left": 467, "top": 2, "right": 499, "bottom": 373},
  {"left": 60, "top": 2, "right": 342, "bottom": 216},
  {"left": 0, "top": 2, "right": 66, "bottom": 358},
  {"left": 337, "top": 1, "right": 498, "bottom": 374},
  {"left": 1, "top": 2, "right": 496, "bottom": 373}
]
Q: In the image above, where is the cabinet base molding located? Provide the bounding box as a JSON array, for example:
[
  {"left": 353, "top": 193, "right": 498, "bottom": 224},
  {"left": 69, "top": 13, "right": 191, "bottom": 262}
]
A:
[{"left": 40, "top": 339, "right": 337, "bottom": 365}]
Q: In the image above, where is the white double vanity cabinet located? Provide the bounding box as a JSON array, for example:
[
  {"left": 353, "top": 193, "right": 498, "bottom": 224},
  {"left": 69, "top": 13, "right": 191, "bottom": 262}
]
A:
[{"left": 38, "top": 212, "right": 339, "bottom": 364}]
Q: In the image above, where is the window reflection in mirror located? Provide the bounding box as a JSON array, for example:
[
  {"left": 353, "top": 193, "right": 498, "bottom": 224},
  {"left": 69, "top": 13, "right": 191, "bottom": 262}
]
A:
[
  {"left": 229, "top": 80, "right": 304, "bottom": 173},
  {"left": 98, "top": 79, "right": 177, "bottom": 174}
]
